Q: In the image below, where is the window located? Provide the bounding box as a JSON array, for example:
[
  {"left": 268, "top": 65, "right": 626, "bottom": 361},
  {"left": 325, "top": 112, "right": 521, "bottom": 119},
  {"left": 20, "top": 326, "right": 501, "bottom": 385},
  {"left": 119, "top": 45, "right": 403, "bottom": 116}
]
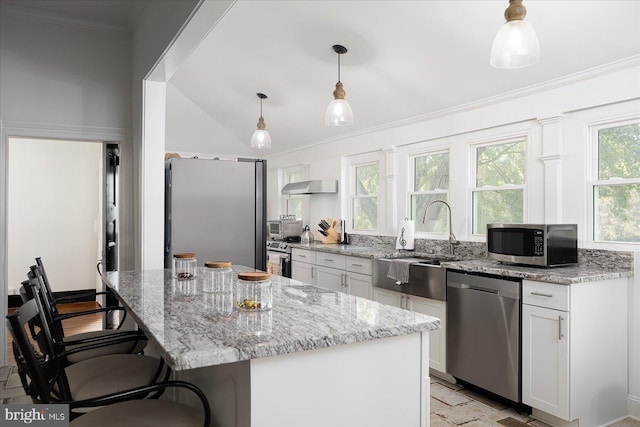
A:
[
  {"left": 284, "top": 170, "right": 304, "bottom": 220},
  {"left": 351, "top": 162, "right": 379, "bottom": 231},
  {"left": 410, "top": 151, "right": 449, "bottom": 233},
  {"left": 471, "top": 139, "right": 526, "bottom": 235},
  {"left": 592, "top": 121, "right": 640, "bottom": 243}
]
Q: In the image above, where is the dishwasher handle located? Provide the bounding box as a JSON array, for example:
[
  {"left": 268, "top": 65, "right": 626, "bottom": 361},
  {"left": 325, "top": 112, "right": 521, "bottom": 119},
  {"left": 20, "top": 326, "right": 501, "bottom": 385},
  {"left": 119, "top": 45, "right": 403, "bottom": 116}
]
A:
[{"left": 447, "top": 273, "right": 521, "bottom": 300}]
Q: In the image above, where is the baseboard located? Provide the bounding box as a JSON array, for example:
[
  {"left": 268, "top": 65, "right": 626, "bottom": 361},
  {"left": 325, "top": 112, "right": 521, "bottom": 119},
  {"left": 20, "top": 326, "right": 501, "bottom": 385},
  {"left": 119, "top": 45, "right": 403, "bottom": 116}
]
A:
[
  {"left": 629, "top": 394, "right": 640, "bottom": 419},
  {"left": 8, "top": 288, "right": 97, "bottom": 308}
]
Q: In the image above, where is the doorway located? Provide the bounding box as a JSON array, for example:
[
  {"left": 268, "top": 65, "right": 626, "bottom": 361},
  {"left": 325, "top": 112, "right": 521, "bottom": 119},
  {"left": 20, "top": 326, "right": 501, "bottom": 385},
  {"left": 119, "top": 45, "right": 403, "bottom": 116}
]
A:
[{"left": 7, "top": 137, "right": 117, "bottom": 296}]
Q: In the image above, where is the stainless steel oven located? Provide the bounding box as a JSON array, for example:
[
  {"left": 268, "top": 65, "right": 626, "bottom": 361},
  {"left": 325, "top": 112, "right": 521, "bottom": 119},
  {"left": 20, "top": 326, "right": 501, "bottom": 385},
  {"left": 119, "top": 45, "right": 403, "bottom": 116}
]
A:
[{"left": 266, "top": 241, "right": 292, "bottom": 278}]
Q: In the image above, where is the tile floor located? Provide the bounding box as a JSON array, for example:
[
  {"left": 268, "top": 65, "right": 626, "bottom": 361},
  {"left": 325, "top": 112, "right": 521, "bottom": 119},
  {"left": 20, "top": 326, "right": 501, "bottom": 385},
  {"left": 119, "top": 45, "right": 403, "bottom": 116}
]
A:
[
  {"left": 429, "top": 375, "right": 639, "bottom": 427},
  {"left": 1, "top": 364, "right": 639, "bottom": 427}
]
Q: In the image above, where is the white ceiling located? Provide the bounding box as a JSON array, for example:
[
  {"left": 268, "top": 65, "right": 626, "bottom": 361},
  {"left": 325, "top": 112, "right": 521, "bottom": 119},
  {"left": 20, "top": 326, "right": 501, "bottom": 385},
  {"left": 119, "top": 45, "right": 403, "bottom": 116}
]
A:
[
  {"left": 4, "top": 0, "right": 639, "bottom": 155},
  {"left": 169, "top": 0, "right": 640, "bottom": 155}
]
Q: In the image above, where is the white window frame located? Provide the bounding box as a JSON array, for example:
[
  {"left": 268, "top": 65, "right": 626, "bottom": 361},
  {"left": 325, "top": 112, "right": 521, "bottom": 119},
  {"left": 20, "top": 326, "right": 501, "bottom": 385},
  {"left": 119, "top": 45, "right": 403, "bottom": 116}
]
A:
[
  {"left": 344, "top": 152, "right": 385, "bottom": 235},
  {"left": 469, "top": 136, "right": 528, "bottom": 237},
  {"left": 409, "top": 149, "right": 450, "bottom": 237},
  {"left": 587, "top": 116, "right": 640, "bottom": 247}
]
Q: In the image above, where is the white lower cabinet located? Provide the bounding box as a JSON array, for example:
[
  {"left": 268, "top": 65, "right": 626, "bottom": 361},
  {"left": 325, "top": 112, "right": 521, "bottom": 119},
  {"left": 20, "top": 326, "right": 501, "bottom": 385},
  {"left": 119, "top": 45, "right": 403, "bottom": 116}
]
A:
[
  {"left": 345, "top": 271, "right": 372, "bottom": 299},
  {"left": 315, "top": 265, "right": 344, "bottom": 293},
  {"left": 521, "top": 278, "right": 628, "bottom": 426},
  {"left": 291, "top": 261, "right": 314, "bottom": 284},
  {"left": 292, "top": 249, "right": 373, "bottom": 300},
  {"left": 522, "top": 303, "right": 570, "bottom": 419},
  {"left": 373, "top": 288, "right": 446, "bottom": 374}
]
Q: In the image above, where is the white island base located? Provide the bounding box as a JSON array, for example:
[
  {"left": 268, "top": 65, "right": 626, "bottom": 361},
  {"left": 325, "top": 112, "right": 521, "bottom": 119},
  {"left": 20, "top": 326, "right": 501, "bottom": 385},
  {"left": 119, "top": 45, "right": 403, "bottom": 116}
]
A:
[{"left": 172, "top": 332, "right": 430, "bottom": 427}]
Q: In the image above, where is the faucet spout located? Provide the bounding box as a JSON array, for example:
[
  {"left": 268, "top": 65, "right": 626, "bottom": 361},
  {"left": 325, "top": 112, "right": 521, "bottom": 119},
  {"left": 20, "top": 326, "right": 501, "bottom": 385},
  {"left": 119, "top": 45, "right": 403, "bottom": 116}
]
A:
[{"left": 422, "top": 199, "right": 458, "bottom": 255}]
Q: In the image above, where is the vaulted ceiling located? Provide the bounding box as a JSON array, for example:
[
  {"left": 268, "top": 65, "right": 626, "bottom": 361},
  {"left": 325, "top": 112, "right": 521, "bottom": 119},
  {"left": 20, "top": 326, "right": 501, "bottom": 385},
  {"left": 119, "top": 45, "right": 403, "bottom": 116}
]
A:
[
  {"left": 4, "top": 0, "right": 640, "bottom": 155},
  {"left": 169, "top": 1, "right": 640, "bottom": 154}
]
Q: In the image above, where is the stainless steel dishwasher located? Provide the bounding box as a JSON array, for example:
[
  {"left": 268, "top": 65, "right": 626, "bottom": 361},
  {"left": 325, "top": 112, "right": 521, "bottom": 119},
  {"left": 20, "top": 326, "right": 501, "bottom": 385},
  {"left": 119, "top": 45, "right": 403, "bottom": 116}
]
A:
[{"left": 446, "top": 270, "right": 522, "bottom": 403}]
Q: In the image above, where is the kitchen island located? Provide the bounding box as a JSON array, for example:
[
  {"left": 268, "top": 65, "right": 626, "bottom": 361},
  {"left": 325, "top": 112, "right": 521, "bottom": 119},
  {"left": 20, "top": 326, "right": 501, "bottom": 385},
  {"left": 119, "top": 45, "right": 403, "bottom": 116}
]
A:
[{"left": 103, "top": 266, "right": 440, "bottom": 427}]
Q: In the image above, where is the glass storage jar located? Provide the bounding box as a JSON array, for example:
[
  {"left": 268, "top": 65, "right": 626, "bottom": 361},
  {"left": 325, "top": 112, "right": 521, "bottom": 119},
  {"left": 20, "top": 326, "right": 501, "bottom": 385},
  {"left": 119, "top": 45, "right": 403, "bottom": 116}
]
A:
[
  {"left": 236, "top": 272, "right": 272, "bottom": 311},
  {"left": 203, "top": 261, "right": 233, "bottom": 293},
  {"left": 172, "top": 253, "right": 197, "bottom": 280}
]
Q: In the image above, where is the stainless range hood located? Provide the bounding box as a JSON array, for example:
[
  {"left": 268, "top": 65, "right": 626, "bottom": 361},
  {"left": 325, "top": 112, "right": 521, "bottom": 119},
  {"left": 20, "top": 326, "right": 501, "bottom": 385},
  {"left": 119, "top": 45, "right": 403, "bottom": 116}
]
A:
[{"left": 281, "top": 180, "right": 338, "bottom": 195}]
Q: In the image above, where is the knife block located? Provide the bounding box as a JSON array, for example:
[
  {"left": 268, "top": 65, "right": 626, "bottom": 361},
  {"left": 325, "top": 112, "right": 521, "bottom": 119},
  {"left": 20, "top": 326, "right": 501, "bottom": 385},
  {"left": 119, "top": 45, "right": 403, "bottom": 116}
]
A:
[{"left": 321, "top": 227, "right": 340, "bottom": 244}]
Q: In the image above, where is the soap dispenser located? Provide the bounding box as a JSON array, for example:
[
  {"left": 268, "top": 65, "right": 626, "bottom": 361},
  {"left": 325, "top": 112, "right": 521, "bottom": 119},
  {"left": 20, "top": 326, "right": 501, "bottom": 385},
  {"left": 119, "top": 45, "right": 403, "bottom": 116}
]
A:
[{"left": 301, "top": 225, "right": 314, "bottom": 245}]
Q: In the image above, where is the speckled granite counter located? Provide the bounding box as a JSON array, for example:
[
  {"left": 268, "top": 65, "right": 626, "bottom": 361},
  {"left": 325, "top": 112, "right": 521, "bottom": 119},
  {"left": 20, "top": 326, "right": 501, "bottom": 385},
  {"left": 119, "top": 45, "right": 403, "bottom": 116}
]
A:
[
  {"left": 103, "top": 266, "right": 439, "bottom": 371},
  {"left": 442, "top": 259, "right": 633, "bottom": 285},
  {"left": 291, "top": 243, "right": 633, "bottom": 284},
  {"left": 289, "top": 242, "right": 460, "bottom": 261}
]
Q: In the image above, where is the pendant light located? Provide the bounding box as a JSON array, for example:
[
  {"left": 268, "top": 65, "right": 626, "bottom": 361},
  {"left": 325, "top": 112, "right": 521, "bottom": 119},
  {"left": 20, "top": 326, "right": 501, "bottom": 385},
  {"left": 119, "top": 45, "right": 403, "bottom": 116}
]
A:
[
  {"left": 250, "top": 93, "right": 272, "bottom": 149},
  {"left": 490, "top": 0, "right": 540, "bottom": 69},
  {"left": 325, "top": 44, "right": 354, "bottom": 126}
]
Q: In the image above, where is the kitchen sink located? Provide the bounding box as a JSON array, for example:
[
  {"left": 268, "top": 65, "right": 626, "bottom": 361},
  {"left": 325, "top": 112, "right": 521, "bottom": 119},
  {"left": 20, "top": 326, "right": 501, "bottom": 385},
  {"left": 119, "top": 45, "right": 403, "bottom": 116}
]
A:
[{"left": 373, "top": 258, "right": 446, "bottom": 301}]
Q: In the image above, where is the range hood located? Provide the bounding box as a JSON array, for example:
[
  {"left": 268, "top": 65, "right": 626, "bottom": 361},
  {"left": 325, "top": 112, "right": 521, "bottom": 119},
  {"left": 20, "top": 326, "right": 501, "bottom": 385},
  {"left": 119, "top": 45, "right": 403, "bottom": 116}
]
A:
[{"left": 281, "top": 180, "right": 338, "bottom": 195}]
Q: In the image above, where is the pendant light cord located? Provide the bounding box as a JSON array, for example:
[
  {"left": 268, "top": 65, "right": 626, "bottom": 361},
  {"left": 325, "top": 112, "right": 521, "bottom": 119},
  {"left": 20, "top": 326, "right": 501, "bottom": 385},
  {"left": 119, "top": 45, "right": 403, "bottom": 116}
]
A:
[
  {"left": 260, "top": 98, "right": 263, "bottom": 117},
  {"left": 337, "top": 53, "right": 341, "bottom": 82}
]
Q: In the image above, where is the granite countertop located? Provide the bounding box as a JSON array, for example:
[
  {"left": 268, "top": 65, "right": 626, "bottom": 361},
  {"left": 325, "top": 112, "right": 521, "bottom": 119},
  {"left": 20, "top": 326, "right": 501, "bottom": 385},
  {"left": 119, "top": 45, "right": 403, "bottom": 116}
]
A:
[
  {"left": 289, "top": 242, "right": 458, "bottom": 261},
  {"left": 290, "top": 243, "right": 633, "bottom": 284},
  {"left": 103, "top": 266, "right": 440, "bottom": 371},
  {"left": 442, "top": 259, "right": 633, "bottom": 285}
]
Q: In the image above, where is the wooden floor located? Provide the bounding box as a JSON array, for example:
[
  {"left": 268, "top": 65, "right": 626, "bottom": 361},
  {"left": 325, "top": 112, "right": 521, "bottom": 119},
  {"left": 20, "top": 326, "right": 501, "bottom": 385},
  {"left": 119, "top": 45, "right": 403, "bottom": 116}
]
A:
[{"left": 6, "top": 302, "right": 104, "bottom": 365}]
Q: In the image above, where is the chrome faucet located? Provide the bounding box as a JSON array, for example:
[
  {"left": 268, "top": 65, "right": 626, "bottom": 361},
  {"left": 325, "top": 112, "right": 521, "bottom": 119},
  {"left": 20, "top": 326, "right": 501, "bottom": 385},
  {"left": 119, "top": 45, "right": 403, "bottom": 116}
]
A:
[{"left": 422, "top": 199, "right": 459, "bottom": 255}]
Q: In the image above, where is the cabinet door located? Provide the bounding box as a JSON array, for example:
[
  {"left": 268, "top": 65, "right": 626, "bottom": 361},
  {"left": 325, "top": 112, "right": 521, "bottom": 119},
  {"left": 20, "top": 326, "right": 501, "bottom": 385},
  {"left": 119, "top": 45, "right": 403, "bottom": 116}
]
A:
[
  {"left": 372, "top": 288, "right": 403, "bottom": 308},
  {"left": 315, "top": 265, "right": 344, "bottom": 293},
  {"left": 522, "top": 304, "right": 570, "bottom": 420},
  {"left": 407, "top": 296, "right": 446, "bottom": 374},
  {"left": 291, "top": 261, "right": 314, "bottom": 284},
  {"left": 346, "top": 272, "right": 372, "bottom": 300}
]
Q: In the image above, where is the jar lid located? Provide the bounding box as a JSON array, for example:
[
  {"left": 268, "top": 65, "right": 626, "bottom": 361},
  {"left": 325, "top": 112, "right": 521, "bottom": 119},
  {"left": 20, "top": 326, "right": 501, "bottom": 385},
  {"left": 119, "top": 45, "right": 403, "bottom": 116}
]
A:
[
  {"left": 205, "top": 261, "right": 232, "bottom": 268},
  {"left": 238, "top": 272, "right": 271, "bottom": 281},
  {"left": 173, "top": 253, "right": 196, "bottom": 259}
]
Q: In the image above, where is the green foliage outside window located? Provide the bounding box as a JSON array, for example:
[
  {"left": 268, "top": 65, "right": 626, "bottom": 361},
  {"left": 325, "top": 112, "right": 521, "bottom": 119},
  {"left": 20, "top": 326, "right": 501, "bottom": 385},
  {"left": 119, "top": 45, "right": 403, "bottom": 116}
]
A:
[
  {"left": 476, "top": 141, "right": 525, "bottom": 187},
  {"left": 412, "top": 153, "right": 449, "bottom": 233},
  {"left": 473, "top": 140, "right": 526, "bottom": 235},
  {"left": 353, "top": 163, "right": 379, "bottom": 230},
  {"left": 595, "top": 124, "right": 640, "bottom": 242}
]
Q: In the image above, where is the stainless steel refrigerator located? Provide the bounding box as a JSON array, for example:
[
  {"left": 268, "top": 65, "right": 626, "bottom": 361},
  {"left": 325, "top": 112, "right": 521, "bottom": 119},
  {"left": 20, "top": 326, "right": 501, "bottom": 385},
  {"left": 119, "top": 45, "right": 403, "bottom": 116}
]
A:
[{"left": 164, "top": 157, "right": 266, "bottom": 270}]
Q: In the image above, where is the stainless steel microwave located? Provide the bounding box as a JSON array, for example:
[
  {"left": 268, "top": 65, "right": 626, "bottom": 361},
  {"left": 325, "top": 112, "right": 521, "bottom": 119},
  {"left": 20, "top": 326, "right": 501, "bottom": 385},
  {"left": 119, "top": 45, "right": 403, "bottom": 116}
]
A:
[
  {"left": 486, "top": 224, "right": 578, "bottom": 267},
  {"left": 267, "top": 218, "right": 303, "bottom": 241}
]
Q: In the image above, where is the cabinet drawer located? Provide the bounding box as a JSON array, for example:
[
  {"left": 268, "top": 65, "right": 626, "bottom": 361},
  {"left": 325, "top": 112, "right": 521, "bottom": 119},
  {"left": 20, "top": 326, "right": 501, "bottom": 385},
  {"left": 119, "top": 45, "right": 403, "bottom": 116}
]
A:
[
  {"left": 315, "top": 252, "right": 346, "bottom": 269},
  {"left": 346, "top": 256, "right": 372, "bottom": 275},
  {"left": 523, "top": 280, "right": 570, "bottom": 311},
  {"left": 292, "top": 249, "right": 315, "bottom": 264}
]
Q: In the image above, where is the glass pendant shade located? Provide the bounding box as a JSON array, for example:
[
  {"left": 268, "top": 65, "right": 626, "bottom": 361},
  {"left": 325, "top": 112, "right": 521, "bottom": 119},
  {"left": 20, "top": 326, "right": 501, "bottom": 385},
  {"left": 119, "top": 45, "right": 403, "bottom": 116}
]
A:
[
  {"left": 250, "top": 93, "right": 271, "bottom": 149},
  {"left": 326, "top": 45, "right": 353, "bottom": 126},
  {"left": 251, "top": 124, "right": 271, "bottom": 149},
  {"left": 325, "top": 97, "right": 354, "bottom": 126},
  {"left": 490, "top": 19, "right": 540, "bottom": 69}
]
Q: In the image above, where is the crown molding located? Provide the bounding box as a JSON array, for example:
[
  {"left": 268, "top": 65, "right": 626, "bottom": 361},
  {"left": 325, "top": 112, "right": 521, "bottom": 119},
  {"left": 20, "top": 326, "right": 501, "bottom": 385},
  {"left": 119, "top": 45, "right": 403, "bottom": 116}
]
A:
[
  {"left": 0, "top": 4, "right": 131, "bottom": 35},
  {"left": 0, "top": 120, "right": 131, "bottom": 142},
  {"left": 266, "top": 55, "right": 640, "bottom": 159}
]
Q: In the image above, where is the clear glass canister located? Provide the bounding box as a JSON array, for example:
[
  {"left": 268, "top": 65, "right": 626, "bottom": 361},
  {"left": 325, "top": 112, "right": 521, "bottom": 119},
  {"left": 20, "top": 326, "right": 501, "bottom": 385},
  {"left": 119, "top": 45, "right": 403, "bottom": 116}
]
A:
[
  {"left": 203, "top": 261, "right": 233, "bottom": 293},
  {"left": 236, "top": 272, "right": 272, "bottom": 311},
  {"left": 172, "top": 253, "right": 197, "bottom": 280}
]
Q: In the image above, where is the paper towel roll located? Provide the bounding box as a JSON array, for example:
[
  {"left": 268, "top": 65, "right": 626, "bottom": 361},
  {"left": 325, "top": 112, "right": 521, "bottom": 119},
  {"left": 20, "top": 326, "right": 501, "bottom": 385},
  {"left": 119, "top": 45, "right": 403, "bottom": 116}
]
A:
[{"left": 396, "top": 219, "right": 415, "bottom": 250}]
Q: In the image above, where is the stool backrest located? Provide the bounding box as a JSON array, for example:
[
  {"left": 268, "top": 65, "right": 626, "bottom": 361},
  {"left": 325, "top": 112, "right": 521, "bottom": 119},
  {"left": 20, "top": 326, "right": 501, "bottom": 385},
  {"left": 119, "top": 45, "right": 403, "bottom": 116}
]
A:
[{"left": 6, "top": 298, "right": 71, "bottom": 402}]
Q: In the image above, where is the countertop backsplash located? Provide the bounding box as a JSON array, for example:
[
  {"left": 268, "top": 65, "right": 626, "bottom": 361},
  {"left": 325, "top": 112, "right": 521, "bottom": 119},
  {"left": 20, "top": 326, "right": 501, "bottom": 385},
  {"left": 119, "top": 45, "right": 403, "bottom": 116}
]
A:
[{"left": 347, "top": 234, "right": 634, "bottom": 272}]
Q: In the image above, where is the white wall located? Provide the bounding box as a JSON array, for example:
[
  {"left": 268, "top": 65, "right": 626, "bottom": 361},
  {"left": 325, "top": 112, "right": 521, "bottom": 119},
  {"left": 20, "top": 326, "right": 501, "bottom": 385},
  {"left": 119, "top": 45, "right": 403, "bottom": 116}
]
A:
[
  {"left": 131, "top": 0, "right": 200, "bottom": 269},
  {"left": 0, "top": 5, "right": 134, "bottom": 365},
  {"left": 7, "top": 138, "right": 103, "bottom": 293},
  {"left": 0, "top": 8, "right": 131, "bottom": 128},
  {"left": 165, "top": 82, "right": 252, "bottom": 156}
]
